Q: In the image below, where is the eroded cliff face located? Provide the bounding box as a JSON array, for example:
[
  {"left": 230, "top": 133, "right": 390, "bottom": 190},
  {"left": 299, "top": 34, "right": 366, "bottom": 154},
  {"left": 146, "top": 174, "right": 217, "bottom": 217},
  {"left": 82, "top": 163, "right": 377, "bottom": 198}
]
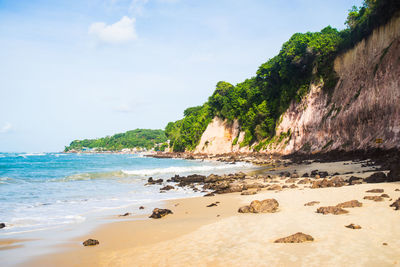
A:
[
  {"left": 195, "top": 14, "right": 400, "bottom": 155},
  {"left": 194, "top": 117, "right": 249, "bottom": 154}
]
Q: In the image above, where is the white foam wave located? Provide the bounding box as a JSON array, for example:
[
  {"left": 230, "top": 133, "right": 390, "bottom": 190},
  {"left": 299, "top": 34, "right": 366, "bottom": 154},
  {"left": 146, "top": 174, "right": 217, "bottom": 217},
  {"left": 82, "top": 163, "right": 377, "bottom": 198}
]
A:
[{"left": 122, "top": 162, "right": 252, "bottom": 176}]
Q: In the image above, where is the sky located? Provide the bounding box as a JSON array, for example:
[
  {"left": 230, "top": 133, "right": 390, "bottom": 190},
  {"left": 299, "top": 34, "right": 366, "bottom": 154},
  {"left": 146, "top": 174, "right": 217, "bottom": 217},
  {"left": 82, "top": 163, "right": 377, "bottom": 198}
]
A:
[{"left": 0, "top": 0, "right": 363, "bottom": 152}]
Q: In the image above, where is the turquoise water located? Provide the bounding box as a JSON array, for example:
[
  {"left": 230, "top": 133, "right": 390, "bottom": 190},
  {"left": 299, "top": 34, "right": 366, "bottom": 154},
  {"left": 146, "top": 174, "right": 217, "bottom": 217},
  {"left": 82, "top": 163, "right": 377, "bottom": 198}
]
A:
[{"left": 0, "top": 152, "right": 253, "bottom": 235}]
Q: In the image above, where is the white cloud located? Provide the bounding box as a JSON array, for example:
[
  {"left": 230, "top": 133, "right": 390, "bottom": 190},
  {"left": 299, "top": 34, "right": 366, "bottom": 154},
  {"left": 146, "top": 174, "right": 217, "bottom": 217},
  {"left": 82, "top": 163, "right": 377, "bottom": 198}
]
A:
[
  {"left": 129, "top": 0, "right": 149, "bottom": 15},
  {"left": 0, "top": 122, "right": 12, "bottom": 133},
  {"left": 89, "top": 16, "right": 137, "bottom": 44}
]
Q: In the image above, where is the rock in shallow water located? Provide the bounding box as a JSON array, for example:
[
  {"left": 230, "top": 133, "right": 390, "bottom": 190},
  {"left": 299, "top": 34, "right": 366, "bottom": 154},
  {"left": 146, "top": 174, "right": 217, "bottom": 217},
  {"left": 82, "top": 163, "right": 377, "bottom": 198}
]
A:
[
  {"left": 0, "top": 223, "right": 5, "bottom": 229},
  {"left": 83, "top": 239, "right": 99, "bottom": 246},
  {"left": 274, "top": 232, "right": 314, "bottom": 243},
  {"left": 149, "top": 208, "right": 173, "bottom": 219}
]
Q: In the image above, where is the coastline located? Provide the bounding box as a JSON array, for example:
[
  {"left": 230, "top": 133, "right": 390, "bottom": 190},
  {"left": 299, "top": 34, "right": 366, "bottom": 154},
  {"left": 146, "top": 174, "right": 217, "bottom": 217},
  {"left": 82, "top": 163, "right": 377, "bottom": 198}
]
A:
[{"left": 21, "top": 158, "right": 400, "bottom": 266}]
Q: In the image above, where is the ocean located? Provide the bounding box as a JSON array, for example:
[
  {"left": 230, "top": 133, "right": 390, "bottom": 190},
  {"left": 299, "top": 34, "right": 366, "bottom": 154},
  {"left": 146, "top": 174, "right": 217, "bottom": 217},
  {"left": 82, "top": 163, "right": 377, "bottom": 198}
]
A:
[{"left": 0, "top": 152, "right": 255, "bottom": 236}]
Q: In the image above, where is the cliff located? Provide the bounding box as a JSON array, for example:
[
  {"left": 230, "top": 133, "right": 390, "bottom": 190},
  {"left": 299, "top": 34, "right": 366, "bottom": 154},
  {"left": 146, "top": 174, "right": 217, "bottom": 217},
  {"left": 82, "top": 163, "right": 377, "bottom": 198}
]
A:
[{"left": 196, "top": 14, "right": 400, "bottom": 155}]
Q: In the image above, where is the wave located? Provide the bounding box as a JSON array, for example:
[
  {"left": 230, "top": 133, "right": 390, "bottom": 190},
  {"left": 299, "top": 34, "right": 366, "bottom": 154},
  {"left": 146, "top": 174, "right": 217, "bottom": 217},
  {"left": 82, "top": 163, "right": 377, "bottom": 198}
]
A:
[
  {"left": 59, "top": 170, "right": 128, "bottom": 182},
  {"left": 122, "top": 162, "right": 252, "bottom": 176},
  {"left": 23, "top": 153, "right": 47, "bottom": 156}
]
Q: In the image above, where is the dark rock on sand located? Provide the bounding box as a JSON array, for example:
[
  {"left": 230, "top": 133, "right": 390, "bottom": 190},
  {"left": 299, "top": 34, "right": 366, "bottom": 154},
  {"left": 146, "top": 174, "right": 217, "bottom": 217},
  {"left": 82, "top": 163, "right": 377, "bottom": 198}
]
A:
[
  {"left": 289, "top": 184, "right": 298, "bottom": 189},
  {"left": 363, "top": 196, "right": 384, "bottom": 202},
  {"left": 83, "top": 239, "right": 99, "bottom": 246},
  {"left": 267, "top": 184, "right": 282, "bottom": 191},
  {"left": 274, "top": 232, "right": 314, "bottom": 243},
  {"left": 311, "top": 178, "right": 345, "bottom": 189},
  {"left": 0, "top": 223, "right": 5, "bottom": 229},
  {"left": 297, "top": 178, "right": 311, "bottom": 184},
  {"left": 345, "top": 224, "right": 362, "bottom": 229},
  {"left": 119, "top": 212, "right": 131, "bottom": 217},
  {"left": 366, "top": 189, "right": 384, "bottom": 193},
  {"left": 302, "top": 173, "right": 309, "bottom": 177},
  {"left": 291, "top": 173, "right": 299, "bottom": 178},
  {"left": 316, "top": 206, "right": 349, "bottom": 215},
  {"left": 304, "top": 201, "right": 320, "bottom": 206},
  {"left": 348, "top": 176, "right": 363, "bottom": 185},
  {"left": 139, "top": 206, "right": 145, "bottom": 209},
  {"left": 238, "top": 199, "right": 279, "bottom": 213},
  {"left": 280, "top": 171, "right": 291, "bottom": 177},
  {"left": 160, "top": 185, "right": 175, "bottom": 191},
  {"left": 365, "top": 172, "right": 387, "bottom": 183},
  {"left": 149, "top": 208, "right": 173, "bottom": 219},
  {"left": 206, "top": 203, "right": 218, "bottom": 207},
  {"left": 381, "top": 194, "right": 390, "bottom": 198},
  {"left": 336, "top": 200, "right": 363, "bottom": 208},
  {"left": 390, "top": 198, "right": 400, "bottom": 210},
  {"left": 285, "top": 178, "right": 297, "bottom": 183},
  {"left": 395, "top": 189, "right": 400, "bottom": 192},
  {"left": 204, "top": 192, "right": 215, "bottom": 197}
]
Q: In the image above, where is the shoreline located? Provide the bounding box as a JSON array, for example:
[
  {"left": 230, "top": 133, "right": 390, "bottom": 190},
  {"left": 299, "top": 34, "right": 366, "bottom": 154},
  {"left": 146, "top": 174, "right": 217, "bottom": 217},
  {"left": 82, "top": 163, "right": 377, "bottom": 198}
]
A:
[{"left": 19, "top": 157, "right": 400, "bottom": 266}]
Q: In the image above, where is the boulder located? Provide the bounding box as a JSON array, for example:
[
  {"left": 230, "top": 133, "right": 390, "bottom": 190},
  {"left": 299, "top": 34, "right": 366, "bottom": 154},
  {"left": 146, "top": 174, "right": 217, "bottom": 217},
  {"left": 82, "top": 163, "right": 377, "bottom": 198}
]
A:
[
  {"left": 387, "top": 162, "right": 400, "bottom": 182},
  {"left": 0, "top": 223, "right": 5, "bottom": 229},
  {"left": 348, "top": 176, "right": 363, "bottom": 185},
  {"left": 267, "top": 184, "right": 282, "bottom": 191},
  {"left": 365, "top": 172, "right": 387, "bottom": 183},
  {"left": 381, "top": 194, "right": 390, "bottom": 198},
  {"left": 304, "top": 201, "right": 320, "bottom": 206},
  {"left": 289, "top": 184, "right": 298, "bottom": 189},
  {"left": 149, "top": 208, "right": 173, "bottom": 219},
  {"left": 139, "top": 206, "right": 145, "bottom": 209},
  {"left": 366, "top": 189, "right": 384, "bottom": 193},
  {"left": 83, "top": 239, "right": 99, "bottom": 246},
  {"left": 297, "top": 178, "right": 311, "bottom": 184},
  {"left": 280, "top": 171, "right": 291, "bottom": 177},
  {"left": 291, "top": 173, "right": 299, "bottom": 178},
  {"left": 238, "top": 199, "right": 279, "bottom": 213},
  {"left": 285, "top": 178, "right": 297, "bottom": 183},
  {"left": 390, "top": 198, "right": 400, "bottom": 210},
  {"left": 274, "top": 232, "right": 314, "bottom": 243},
  {"left": 316, "top": 206, "right": 349, "bottom": 215},
  {"left": 302, "top": 173, "right": 309, "bottom": 177},
  {"left": 336, "top": 200, "right": 363, "bottom": 208},
  {"left": 363, "top": 196, "right": 384, "bottom": 202},
  {"left": 215, "top": 184, "right": 243, "bottom": 194},
  {"left": 345, "top": 224, "right": 362, "bottom": 229},
  {"left": 204, "top": 174, "right": 223, "bottom": 183}
]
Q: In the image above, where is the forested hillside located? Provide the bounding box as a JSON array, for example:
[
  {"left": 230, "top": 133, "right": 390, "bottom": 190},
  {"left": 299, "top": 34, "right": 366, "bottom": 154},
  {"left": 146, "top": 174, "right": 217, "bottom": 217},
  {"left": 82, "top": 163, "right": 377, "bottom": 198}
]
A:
[
  {"left": 165, "top": 0, "right": 400, "bottom": 152},
  {"left": 65, "top": 129, "right": 167, "bottom": 151}
]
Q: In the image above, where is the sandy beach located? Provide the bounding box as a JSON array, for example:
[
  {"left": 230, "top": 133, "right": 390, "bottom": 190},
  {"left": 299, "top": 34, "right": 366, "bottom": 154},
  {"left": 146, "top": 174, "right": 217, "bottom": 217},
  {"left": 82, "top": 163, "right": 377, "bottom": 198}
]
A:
[{"left": 25, "top": 161, "right": 400, "bottom": 267}]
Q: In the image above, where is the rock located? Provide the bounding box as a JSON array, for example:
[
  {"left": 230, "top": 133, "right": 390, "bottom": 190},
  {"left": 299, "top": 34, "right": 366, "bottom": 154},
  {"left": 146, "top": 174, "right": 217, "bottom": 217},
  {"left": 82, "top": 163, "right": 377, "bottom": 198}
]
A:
[
  {"left": 316, "top": 206, "right": 349, "bottom": 215},
  {"left": 204, "top": 174, "right": 223, "bottom": 183},
  {"left": 119, "top": 212, "right": 131, "bottom": 217},
  {"left": 363, "top": 196, "right": 384, "bottom": 202},
  {"left": 274, "top": 232, "right": 314, "bottom": 243},
  {"left": 383, "top": 243, "right": 388, "bottom": 246},
  {"left": 390, "top": 198, "right": 400, "bottom": 210},
  {"left": 366, "top": 189, "right": 384, "bottom": 193},
  {"left": 289, "top": 184, "right": 298, "bottom": 189},
  {"left": 241, "top": 190, "right": 257, "bottom": 195},
  {"left": 315, "top": 175, "right": 321, "bottom": 179},
  {"left": 348, "top": 176, "right": 363, "bottom": 185},
  {"left": 365, "top": 172, "right": 387, "bottom": 183},
  {"left": 395, "top": 189, "right": 400, "bottom": 192},
  {"left": 285, "top": 178, "right": 297, "bottom": 183},
  {"left": 83, "top": 239, "right": 99, "bottom": 246},
  {"left": 280, "top": 171, "right": 291, "bottom": 177},
  {"left": 267, "top": 184, "right": 282, "bottom": 191},
  {"left": 297, "top": 178, "right": 311, "bottom": 184},
  {"left": 381, "top": 194, "right": 390, "bottom": 198},
  {"left": 318, "top": 171, "right": 329, "bottom": 178},
  {"left": 0, "top": 223, "right": 5, "bottom": 229},
  {"left": 311, "top": 170, "right": 318, "bottom": 177},
  {"left": 215, "top": 184, "right": 243, "bottom": 194},
  {"left": 139, "top": 206, "right": 145, "bottom": 209},
  {"left": 311, "top": 178, "right": 345, "bottom": 188},
  {"left": 238, "top": 199, "right": 279, "bottom": 213},
  {"left": 345, "top": 224, "right": 362, "bottom": 229},
  {"left": 204, "top": 192, "right": 215, "bottom": 197},
  {"left": 304, "top": 201, "right": 320, "bottom": 206},
  {"left": 336, "top": 200, "right": 363, "bottom": 208},
  {"left": 387, "top": 162, "right": 400, "bottom": 182},
  {"left": 146, "top": 177, "right": 163, "bottom": 185},
  {"left": 302, "top": 173, "right": 309, "bottom": 177},
  {"left": 207, "top": 203, "right": 218, "bottom": 207},
  {"left": 160, "top": 185, "right": 175, "bottom": 191},
  {"left": 291, "top": 173, "right": 299, "bottom": 178},
  {"left": 149, "top": 208, "right": 173, "bottom": 219}
]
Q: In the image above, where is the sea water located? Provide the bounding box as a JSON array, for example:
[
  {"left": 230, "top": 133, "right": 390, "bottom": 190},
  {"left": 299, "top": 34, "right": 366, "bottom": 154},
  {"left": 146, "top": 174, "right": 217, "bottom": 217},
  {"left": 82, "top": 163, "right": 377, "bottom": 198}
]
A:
[{"left": 0, "top": 152, "right": 255, "bottom": 236}]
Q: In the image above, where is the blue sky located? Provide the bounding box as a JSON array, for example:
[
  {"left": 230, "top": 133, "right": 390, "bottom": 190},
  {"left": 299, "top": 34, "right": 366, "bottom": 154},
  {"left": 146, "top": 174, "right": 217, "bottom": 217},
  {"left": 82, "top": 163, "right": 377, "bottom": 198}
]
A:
[{"left": 0, "top": 0, "right": 362, "bottom": 152}]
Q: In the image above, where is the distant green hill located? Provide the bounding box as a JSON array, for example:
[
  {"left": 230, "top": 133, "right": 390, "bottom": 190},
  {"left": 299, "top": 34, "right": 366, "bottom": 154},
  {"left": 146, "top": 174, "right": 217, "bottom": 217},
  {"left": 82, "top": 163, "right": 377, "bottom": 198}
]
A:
[{"left": 65, "top": 129, "right": 167, "bottom": 152}]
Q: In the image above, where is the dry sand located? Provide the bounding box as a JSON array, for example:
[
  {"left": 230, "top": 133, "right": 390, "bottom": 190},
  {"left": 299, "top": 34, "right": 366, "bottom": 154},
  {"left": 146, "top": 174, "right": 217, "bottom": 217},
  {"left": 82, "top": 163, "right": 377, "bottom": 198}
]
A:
[{"left": 27, "top": 181, "right": 400, "bottom": 267}]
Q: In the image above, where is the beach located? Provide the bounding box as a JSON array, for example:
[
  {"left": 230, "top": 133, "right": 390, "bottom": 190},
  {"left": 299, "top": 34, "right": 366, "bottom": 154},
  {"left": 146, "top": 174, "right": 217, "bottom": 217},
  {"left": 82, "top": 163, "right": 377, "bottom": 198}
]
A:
[{"left": 22, "top": 159, "right": 400, "bottom": 267}]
